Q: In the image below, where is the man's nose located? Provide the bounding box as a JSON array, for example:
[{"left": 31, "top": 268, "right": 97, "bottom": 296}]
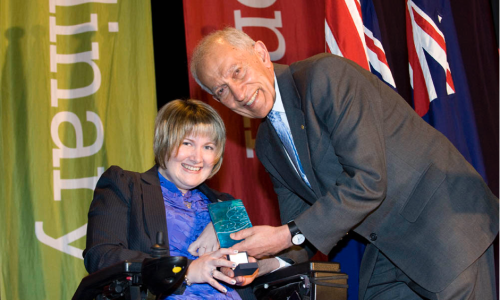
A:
[{"left": 230, "top": 82, "right": 246, "bottom": 102}]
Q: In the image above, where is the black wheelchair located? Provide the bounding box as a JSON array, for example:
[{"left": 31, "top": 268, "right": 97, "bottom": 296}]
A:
[{"left": 73, "top": 233, "right": 347, "bottom": 300}]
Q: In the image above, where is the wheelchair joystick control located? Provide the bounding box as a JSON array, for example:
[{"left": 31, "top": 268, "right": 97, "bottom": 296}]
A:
[
  {"left": 150, "top": 231, "right": 168, "bottom": 258},
  {"left": 141, "top": 231, "right": 188, "bottom": 296},
  {"left": 73, "top": 231, "right": 187, "bottom": 300}
]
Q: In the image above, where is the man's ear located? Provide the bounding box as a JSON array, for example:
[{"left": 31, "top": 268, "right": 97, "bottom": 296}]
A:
[{"left": 254, "top": 41, "right": 272, "bottom": 68}]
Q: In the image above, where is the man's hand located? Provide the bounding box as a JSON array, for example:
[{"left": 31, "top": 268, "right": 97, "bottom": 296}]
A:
[
  {"left": 229, "top": 225, "right": 292, "bottom": 258},
  {"left": 188, "top": 222, "right": 219, "bottom": 256}
]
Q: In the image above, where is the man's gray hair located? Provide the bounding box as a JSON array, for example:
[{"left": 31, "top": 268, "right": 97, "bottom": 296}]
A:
[{"left": 190, "top": 27, "right": 256, "bottom": 94}]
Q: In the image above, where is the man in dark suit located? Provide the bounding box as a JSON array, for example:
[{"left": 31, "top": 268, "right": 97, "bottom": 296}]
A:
[{"left": 190, "top": 27, "right": 498, "bottom": 299}]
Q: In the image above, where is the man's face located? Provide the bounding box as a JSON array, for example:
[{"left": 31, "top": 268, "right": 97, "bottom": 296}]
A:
[{"left": 197, "top": 40, "right": 276, "bottom": 119}]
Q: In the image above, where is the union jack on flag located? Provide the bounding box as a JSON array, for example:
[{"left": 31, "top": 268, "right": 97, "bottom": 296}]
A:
[
  {"left": 324, "top": 1, "right": 487, "bottom": 298},
  {"left": 406, "top": 0, "right": 455, "bottom": 117},
  {"left": 405, "top": 0, "right": 486, "bottom": 181},
  {"left": 325, "top": 0, "right": 396, "bottom": 88},
  {"left": 324, "top": 1, "right": 395, "bottom": 299}
]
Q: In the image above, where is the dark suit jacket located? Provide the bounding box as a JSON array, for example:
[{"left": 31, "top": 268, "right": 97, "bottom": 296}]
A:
[
  {"left": 255, "top": 54, "right": 499, "bottom": 292},
  {"left": 83, "top": 165, "right": 255, "bottom": 299}
]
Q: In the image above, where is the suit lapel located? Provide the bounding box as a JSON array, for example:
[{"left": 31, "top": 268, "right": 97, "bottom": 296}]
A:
[
  {"left": 259, "top": 118, "right": 317, "bottom": 203},
  {"left": 274, "top": 64, "right": 321, "bottom": 198},
  {"left": 197, "top": 183, "right": 219, "bottom": 203},
  {"left": 140, "top": 165, "right": 169, "bottom": 250}
]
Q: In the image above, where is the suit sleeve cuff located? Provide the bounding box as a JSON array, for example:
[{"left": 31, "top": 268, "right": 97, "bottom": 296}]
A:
[{"left": 270, "top": 257, "right": 293, "bottom": 273}]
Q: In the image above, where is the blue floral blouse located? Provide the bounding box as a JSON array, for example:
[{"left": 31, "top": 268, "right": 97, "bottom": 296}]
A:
[{"left": 158, "top": 172, "right": 241, "bottom": 300}]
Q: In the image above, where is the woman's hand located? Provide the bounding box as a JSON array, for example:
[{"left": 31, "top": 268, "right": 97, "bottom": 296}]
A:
[
  {"left": 185, "top": 248, "right": 239, "bottom": 293},
  {"left": 188, "top": 222, "right": 219, "bottom": 256},
  {"left": 220, "top": 256, "right": 259, "bottom": 286}
]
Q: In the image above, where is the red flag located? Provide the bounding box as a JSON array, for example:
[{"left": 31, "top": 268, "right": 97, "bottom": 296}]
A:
[
  {"left": 326, "top": 0, "right": 395, "bottom": 87},
  {"left": 324, "top": 1, "right": 395, "bottom": 298},
  {"left": 182, "top": 0, "right": 325, "bottom": 226}
]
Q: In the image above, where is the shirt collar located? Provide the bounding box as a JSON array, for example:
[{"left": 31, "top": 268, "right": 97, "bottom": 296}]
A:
[
  {"left": 157, "top": 171, "right": 209, "bottom": 201},
  {"left": 158, "top": 171, "right": 185, "bottom": 194},
  {"left": 158, "top": 171, "right": 209, "bottom": 200},
  {"left": 271, "top": 73, "right": 285, "bottom": 114}
]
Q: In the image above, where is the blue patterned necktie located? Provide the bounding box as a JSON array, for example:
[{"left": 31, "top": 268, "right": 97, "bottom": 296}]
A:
[{"left": 267, "top": 110, "right": 311, "bottom": 187}]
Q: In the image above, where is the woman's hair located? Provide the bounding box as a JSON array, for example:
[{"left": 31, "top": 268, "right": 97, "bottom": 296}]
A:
[
  {"left": 190, "top": 27, "right": 256, "bottom": 94},
  {"left": 154, "top": 99, "right": 226, "bottom": 178}
]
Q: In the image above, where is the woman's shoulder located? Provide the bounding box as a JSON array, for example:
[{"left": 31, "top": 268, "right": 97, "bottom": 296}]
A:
[
  {"left": 99, "top": 165, "right": 156, "bottom": 187},
  {"left": 103, "top": 165, "right": 138, "bottom": 178}
]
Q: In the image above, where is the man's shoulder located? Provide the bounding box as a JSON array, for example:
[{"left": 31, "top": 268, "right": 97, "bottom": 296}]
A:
[
  {"left": 286, "top": 53, "right": 376, "bottom": 92},
  {"left": 299, "top": 53, "right": 342, "bottom": 63},
  {"left": 291, "top": 53, "right": 349, "bottom": 71},
  {"left": 285, "top": 53, "right": 362, "bottom": 84},
  {"left": 274, "top": 53, "right": 345, "bottom": 73}
]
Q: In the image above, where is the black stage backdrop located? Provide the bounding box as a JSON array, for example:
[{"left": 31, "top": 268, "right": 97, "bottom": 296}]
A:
[{"left": 150, "top": 0, "right": 499, "bottom": 294}]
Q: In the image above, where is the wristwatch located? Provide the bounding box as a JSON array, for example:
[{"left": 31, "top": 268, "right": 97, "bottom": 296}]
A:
[{"left": 287, "top": 221, "right": 305, "bottom": 245}]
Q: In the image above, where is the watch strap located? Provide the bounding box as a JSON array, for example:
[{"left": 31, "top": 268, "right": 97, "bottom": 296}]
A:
[{"left": 287, "top": 221, "right": 301, "bottom": 236}]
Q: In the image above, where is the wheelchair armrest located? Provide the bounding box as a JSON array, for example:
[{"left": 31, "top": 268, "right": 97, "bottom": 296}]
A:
[
  {"left": 252, "top": 261, "right": 348, "bottom": 300},
  {"left": 72, "top": 260, "right": 143, "bottom": 300}
]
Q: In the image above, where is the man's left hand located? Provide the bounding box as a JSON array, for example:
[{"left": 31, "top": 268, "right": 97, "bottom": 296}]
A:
[{"left": 230, "top": 225, "right": 292, "bottom": 258}]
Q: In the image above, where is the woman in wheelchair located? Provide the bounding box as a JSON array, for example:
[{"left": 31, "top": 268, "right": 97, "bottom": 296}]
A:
[{"left": 83, "top": 99, "right": 257, "bottom": 299}]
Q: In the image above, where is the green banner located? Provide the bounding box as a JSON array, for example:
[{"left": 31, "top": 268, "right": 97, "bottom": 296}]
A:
[{"left": 0, "top": 0, "right": 157, "bottom": 299}]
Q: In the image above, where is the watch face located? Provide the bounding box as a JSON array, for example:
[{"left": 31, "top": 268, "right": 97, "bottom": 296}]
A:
[{"left": 292, "top": 233, "right": 305, "bottom": 245}]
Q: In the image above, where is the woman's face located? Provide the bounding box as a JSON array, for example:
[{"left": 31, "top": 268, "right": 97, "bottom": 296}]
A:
[{"left": 161, "top": 134, "right": 218, "bottom": 194}]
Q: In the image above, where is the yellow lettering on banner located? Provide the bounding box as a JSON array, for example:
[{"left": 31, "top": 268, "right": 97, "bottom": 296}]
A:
[
  {"left": 53, "top": 167, "right": 104, "bottom": 201},
  {"left": 35, "top": 222, "right": 87, "bottom": 259},
  {"left": 237, "top": 0, "right": 276, "bottom": 8},
  {"left": 244, "top": 117, "right": 255, "bottom": 158},
  {"left": 49, "top": 0, "right": 117, "bottom": 14},
  {"left": 234, "top": 10, "right": 285, "bottom": 61},
  {"left": 235, "top": 1, "right": 285, "bottom": 159},
  {"left": 36, "top": 0, "right": 118, "bottom": 258},
  {"left": 49, "top": 14, "right": 98, "bottom": 43},
  {"left": 50, "top": 43, "right": 101, "bottom": 107},
  {"left": 51, "top": 111, "right": 104, "bottom": 167}
]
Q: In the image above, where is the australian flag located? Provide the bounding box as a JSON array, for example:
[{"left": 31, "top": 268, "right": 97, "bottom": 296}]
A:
[
  {"left": 406, "top": 0, "right": 487, "bottom": 180},
  {"left": 326, "top": 0, "right": 396, "bottom": 88},
  {"left": 324, "top": 1, "right": 394, "bottom": 299}
]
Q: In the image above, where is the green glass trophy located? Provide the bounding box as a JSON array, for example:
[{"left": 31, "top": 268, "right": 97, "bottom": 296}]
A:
[
  {"left": 208, "top": 199, "right": 258, "bottom": 276},
  {"left": 208, "top": 199, "right": 252, "bottom": 248}
]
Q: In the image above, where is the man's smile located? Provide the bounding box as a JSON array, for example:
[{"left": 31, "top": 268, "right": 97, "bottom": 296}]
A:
[{"left": 245, "top": 90, "right": 259, "bottom": 106}]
